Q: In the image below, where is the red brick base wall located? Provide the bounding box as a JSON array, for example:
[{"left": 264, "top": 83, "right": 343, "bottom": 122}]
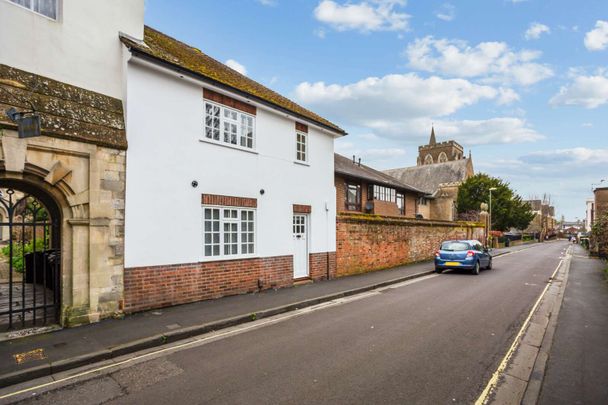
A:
[
  {"left": 124, "top": 255, "right": 292, "bottom": 313},
  {"left": 309, "top": 252, "right": 337, "bottom": 281},
  {"left": 124, "top": 252, "right": 338, "bottom": 313},
  {"left": 336, "top": 213, "right": 485, "bottom": 277}
]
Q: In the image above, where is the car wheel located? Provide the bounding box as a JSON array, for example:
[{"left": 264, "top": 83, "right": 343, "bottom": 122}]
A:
[
  {"left": 487, "top": 259, "right": 492, "bottom": 270},
  {"left": 435, "top": 267, "right": 443, "bottom": 274},
  {"left": 471, "top": 261, "right": 480, "bottom": 275}
]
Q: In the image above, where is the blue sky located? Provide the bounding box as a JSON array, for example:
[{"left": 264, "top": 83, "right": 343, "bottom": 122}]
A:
[{"left": 145, "top": 0, "right": 608, "bottom": 220}]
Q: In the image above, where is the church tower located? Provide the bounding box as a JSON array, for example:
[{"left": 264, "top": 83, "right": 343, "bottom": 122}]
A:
[{"left": 416, "top": 127, "right": 465, "bottom": 166}]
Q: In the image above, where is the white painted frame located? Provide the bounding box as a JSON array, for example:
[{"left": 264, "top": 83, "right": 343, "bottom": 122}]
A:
[
  {"left": 202, "top": 100, "right": 257, "bottom": 152},
  {"left": 201, "top": 205, "right": 258, "bottom": 262}
]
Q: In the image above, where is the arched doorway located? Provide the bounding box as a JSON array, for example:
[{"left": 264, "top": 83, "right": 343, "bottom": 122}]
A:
[{"left": 0, "top": 180, "right": 61, "bottom": 330}]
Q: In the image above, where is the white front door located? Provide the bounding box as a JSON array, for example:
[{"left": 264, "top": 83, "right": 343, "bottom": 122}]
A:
[{"left": 293, "top": 214, "right": 309, "bottom": 279}]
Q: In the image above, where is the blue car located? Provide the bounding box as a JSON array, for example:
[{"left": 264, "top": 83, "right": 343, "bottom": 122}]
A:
[{"left": 434, "top": 240, "right": 492, "bottom": 275}]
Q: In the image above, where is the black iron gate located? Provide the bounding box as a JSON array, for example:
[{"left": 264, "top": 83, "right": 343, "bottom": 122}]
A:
[{"left": 0, "top": 188, "right": 60, "bottom": 330}]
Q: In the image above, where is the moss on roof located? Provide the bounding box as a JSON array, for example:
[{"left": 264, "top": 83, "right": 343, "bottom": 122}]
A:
[
  {"left": 121, "top": 26, "right": 345, "bottom": 135},
  {"left": 0, "top": 64, "right": 126, "bottom": 150}
]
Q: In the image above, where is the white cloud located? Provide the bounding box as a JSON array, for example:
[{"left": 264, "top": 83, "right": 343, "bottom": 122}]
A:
[
  {"left": 520, "top": 148, "right": 608, "bottom": 165},
  {"left": 584, "top": 20, "right": 608, "bottom": 51},
  {"left": 257, "top": 0, "right": 277, "bottom": 6},
  {"left": 435, "top": 3, "right": 455, "bottom": 22},
  {"left": 525, "top": 23, "right": 550, "bottom": 40},
  {"left": 405, "top": 36, "right": 553, "bottom": 86},
  {"left": 313, "top": 0, "right": 410, "bottom": 33},
  {"left": 225, "top": 59, "right": 247, "bottom": 76},
  {"left": 581, "top": 122, "right": 593, "bottom": 128},
  {"left": 497, "top": 87, "right": 520, "bottom": 105},
  {"left": 549, "top": 74, "right": 608, "bottom": 108},
  {"left": 430, "top": 118, "right": 544, "bottom": 145},
  {"left": 294, "top": 73, "right": 497, "bottom": 121},
  {"left": 294, "top": 73, "right": 542, "bottom": 145}
]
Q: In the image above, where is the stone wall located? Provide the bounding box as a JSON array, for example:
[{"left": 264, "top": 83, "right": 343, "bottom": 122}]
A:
[
  {"left": 0, "top": 130, "right": 126, "bottom": 326},
  {"left": 336, "top": 212, "right": 484, "bottom": 277}
]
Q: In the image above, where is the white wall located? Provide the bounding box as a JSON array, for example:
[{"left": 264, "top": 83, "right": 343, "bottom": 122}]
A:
[
  {"left": 0, "top": 0, "right": 144, "bottom": 99},
  {"left": 124, "top": 60, "right": 337, "bottom": 267}
]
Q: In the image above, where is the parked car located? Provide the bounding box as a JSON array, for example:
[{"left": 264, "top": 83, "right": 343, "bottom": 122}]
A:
[{"left": 434, "top": 240, "right": 492, "bottom": 275}]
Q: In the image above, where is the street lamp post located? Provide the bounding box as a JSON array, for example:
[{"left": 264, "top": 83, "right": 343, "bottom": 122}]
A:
[{"left": 489, "top": 187, "right": 497, "bottom": 248}]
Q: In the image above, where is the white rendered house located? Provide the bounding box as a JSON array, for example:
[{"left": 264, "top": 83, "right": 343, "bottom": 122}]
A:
[{"left": 120, "top": 28, "right": 346, "bottom": 312}]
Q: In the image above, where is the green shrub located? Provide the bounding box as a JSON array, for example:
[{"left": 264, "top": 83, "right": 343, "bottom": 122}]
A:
[{"left": 0, "top": 238, "right": 48, "bottom": 273}]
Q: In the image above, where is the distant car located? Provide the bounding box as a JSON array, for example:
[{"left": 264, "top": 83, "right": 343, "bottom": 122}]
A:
[{"left": 434, "top": 240, "right": 492, "bottom": 275}]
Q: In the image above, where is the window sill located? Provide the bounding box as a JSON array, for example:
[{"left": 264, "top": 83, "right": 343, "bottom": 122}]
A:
[
  {"left": 293, "top": 160, "right": 310, "bottom": 167},
  {"left": 200, "top": 254, "right": 259, "bottom": 263},
  {"left": 199, "top": 138, "right": 259, "bottom": 155}
]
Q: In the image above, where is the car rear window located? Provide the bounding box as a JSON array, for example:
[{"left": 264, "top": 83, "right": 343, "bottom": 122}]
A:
[{"left": 440, "top": 242, "right": 470, "bottom": 251}]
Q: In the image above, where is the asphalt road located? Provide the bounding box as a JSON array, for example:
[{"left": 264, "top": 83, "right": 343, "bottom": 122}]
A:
[{"left": 9, "top": 241, "right": 568, "bottom": 405}]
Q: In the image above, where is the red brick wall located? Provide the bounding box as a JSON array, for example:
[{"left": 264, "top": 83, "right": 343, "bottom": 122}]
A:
[
  {"left": 336, "top": 213, "right": 484, "bottom": 277},
  {"left": 309, "top": 252, "right": 337, "bottom": 281},
  {"left": 124, "top": 252, "right": 338, "bottom": 313},
  {"left": 373, "top": 200, "right": 400, "bottom": 216},
  {"left": 124, "top": 255, "right": 292, "bottom": 313}
]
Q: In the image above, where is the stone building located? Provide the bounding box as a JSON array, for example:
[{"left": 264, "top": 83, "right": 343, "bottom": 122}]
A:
[
  {"left": 0, "top": 0, "right": 140, "bottom": 329},
  {"left": 383, "top": 128, "right": 474, "bottom": 221},
  {"left": 524, "top": 199, "right": 557, "bottom": 239},
  {"left": 334, "top": 154, "right": 425, "bottom": 218}
]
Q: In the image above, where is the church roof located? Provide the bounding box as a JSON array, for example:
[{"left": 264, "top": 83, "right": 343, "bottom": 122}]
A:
[
  {"left": 335, "top": 154, "right": 425, "bottom": 195},
  {"left": 383, "top": 158, "right": 473, "bottom": 195},
  {"left": 120, "top": 26, "right": 345, "bottom": 136},
  {"left": 429, "top": 126, "right": 436, "bottom": 145}
]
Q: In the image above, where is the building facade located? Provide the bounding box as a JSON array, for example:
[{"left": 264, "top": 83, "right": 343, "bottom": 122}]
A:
[
  {"left": 120, "top": 28, "right": 345, "bottom": 313},
  {"left": 334, "top": 154, "right": 424, "bottom": 218},
  {"left": 0, "top": 0, "right": 143, "bottom": 328},
  {"left": 0, "top": 0, "right": 344, "bottom": 328}
]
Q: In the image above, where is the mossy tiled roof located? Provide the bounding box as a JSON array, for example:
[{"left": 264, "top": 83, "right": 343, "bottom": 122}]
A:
[
  {"left": 0, "top": 64, "right": 126, "bottom": 149},
  {"left": 121, "top": 26, "right": 345, "bottom": 135}
]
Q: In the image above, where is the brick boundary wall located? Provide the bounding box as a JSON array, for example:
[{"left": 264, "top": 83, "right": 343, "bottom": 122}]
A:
[
  {"left": 336, "top": 213, "right": 485, "bottom": 277},
  {"left": 309, "top": 252, "right": 337, "bottom": 281},
  {"left": 124, "top": 252, "right": 337, "bottom": 313}
]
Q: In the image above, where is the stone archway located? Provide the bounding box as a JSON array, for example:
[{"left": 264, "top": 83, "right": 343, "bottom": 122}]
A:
[{"left": 0, "top": 177, "right": 64, "bottom": 329}]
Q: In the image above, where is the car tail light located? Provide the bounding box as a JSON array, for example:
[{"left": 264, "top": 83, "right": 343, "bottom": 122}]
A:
[
  {"left": 435, "top": 250, "right": 440, "bottom": 257},
  {"left": 466, "top": 250, "right": 475, "bottom": 257}
]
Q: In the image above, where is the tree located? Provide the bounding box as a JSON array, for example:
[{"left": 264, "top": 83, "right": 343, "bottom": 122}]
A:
[
  {"left": 457, "top": 173, "right": 534, "bottom": 231},
  {"left": 591, "top": 212, "right": 608, "bottom": 258}
]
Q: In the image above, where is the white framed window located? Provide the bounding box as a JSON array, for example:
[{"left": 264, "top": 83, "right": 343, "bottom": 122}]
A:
[
  {"left": 203, "top": 206, "right": 256, "bottom": 258},
  {"left": 296, "top": 131, "right": 307, "bottom": 162},
  {"left": 8, "top": 0, "right": 57, "bottom": 19},
  {"left": 204, "top": 101, "right": 255, "bottom": 150}
]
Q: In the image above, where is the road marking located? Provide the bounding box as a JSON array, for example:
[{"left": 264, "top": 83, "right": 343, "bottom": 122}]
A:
[{"left": 474, "top": 247, "right": 570, "bottom": 405}]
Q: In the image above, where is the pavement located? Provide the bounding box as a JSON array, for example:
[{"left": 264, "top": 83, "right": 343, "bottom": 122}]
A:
[
  {"left": 0, "top": 243, "right": 538, "bottom": 389},
  {"left": 537, "top": 244, "right": 608, "bottom": 404}
]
